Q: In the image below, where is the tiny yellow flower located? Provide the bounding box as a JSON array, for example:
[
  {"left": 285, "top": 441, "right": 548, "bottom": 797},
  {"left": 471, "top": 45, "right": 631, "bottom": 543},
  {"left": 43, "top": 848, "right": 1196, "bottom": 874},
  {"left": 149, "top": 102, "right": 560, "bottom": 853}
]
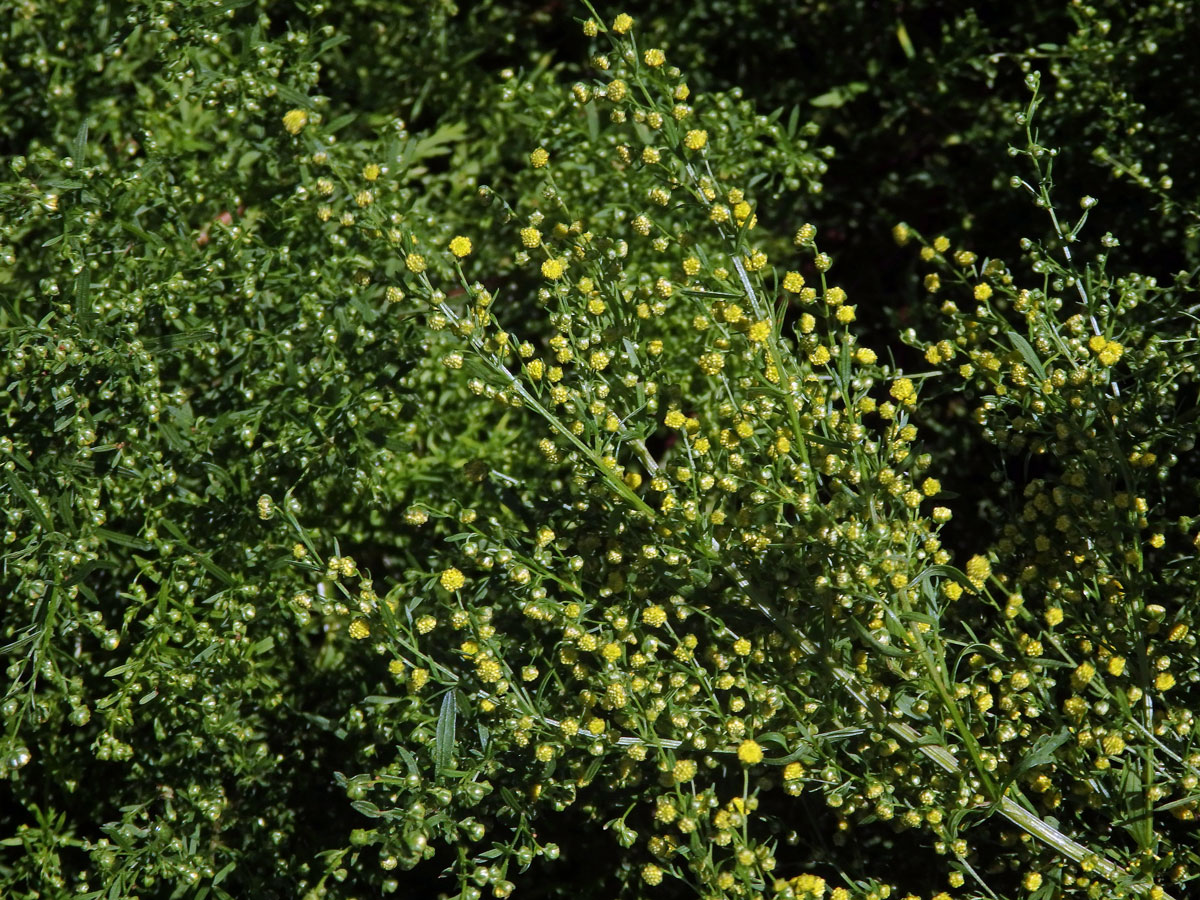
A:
[
  {"left": 1071, "top": 662, "right": 1096, "bottom": 690},
  {"left": 282, "top": 109, "right": 309, "bottom": 134},
  {"left": 476, "top": 657, "right": 502, "bottom": 682},
  {"left": 541, "top": 258, "right": 565, "bottom": 280},
  {"left": 933, "top": 235, "right": 951, "bottom": 252},
  {"left": 890, "top": 378, "right": 916, "bottom": 403},
  {"left": 641, "top": 864, "right": 663, "bottom": 886},
  {"left": 348, "top": 617, "right": 370, "bottom": 640},
  {"left": 362, "top": 163, "right": 381, "bottom": 181},
  {"left": 684, "top": 129, "right": 708, "bottom": 151},
  {"left": 440, "top": 567, "right": 466, "bottom": 591},
  {"left": 520, "top": 226, "right": 542, "bottom": 248},
  {"left": 643, "top": 48, "right": 665, "bottom": 67},
  {"left": 405, "top": 253, "right": 427, "bottom": 274},
  {"left": 737, "top": 739, "right": 764, "bottom": 765},
  {"left": 697, "top": 351, "right": 724, "bottom": 374},
  {"left": 529, "top": 147, "right": 550, "bottom": 168},
  {"left": 613, "top": 13, "right": 634, "bottom": 34},
  {"left": 965, "top": 554, "right": 991, "bottom": 589},
  {"left": 892, "top": 223, "right": 911, "bottom": 245},
  {"left": 790, "top": 874, "right": 826, "bottom": 897},
  {"left": 606, "top": 79, "right": 628, "bottom": 103},
  {"left": 673, "top": 758, "right": 697, "bottom": 782},
  {"left": 794, "top": 223, "right": 816, "bottom": 245},
  {"left": 449, "top": 235, "right": 473, "bottom": 258},
  {"left": 974, "top": 283, "right": 993, "bottom": 301},
  {"left": 1101, "top": 734, "right": 1126, "bottom": 756}
]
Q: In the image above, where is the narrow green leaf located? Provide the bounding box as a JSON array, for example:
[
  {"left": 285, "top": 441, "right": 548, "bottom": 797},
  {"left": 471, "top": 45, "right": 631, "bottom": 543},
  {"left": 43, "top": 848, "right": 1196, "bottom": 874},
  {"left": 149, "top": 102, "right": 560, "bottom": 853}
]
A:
[
  {"left": 71, "top": 121, "right": 88, "bottom": 164},
  {"left": 363, "top": 695, "right": 403, "bottom": 706},
  {"left": 851, "top": 616, "right": 910, "bottom": 658},
  {"left": 93, "top": 527, "right": 153, "bottom": 551},
  {"left": 74, "top": 267, "right": 93, "bottom": 326},
  {"left": 1008, "top": 331, "right": 1048, "bottom": 382},
  {"left": 44, "top": 178, "right": 85, "bottom": 191},
  {"left": 395, "top": 746, "right": 419, "bottom": 776},
  {"left": 896, "top": 20, "right": 916, "bottom": 59},
  {"left": 212, "top": 861, "right": 237, "bottom": 888},
  {"left": 319, "top": 33, "right": 351, "bottom": 54},
  {"left": 434, "top": 690, "right": 457, "bottom": 773},
  {"left": 1014, "top": 728, "right": 1071, "bottom": 775},
  {"left": 351, "top": 799, "right": 382, "bottom": 818},
  {"left": 7, "top": 472, "right": 52, "bottom": 532},
  {"left": 325, "top": 113, "right": 357, "bottom": 134},
  {"left": 908, "top": 564, "right": 973, "bottom": 591}
]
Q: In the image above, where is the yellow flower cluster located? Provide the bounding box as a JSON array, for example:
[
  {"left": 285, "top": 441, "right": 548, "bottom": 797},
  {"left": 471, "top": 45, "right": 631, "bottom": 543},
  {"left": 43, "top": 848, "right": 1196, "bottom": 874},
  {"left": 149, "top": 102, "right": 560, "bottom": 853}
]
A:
[
  {"left": 440, "top": 567, "right": 466, "bottom": 591},
  {"left": 1088, "top": 334, "right": 1124, "bottom": 366},
  {"left": 282, "top": 108, "right": 308, "bottom": 134}
]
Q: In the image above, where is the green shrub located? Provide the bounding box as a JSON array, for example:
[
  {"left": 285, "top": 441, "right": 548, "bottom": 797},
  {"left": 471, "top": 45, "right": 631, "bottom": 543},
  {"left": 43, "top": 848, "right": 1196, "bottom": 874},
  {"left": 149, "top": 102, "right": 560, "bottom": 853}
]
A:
[{"left": 2, "top": 3, "right": 1197, "bottom": 900}]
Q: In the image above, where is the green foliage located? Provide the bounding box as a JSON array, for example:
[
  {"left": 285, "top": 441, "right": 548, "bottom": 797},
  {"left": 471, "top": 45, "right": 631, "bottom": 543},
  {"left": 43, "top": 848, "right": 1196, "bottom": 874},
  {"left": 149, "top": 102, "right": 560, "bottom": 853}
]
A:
[{"left": 2, "top": 3, "right": 1198, "bottom": 900}]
